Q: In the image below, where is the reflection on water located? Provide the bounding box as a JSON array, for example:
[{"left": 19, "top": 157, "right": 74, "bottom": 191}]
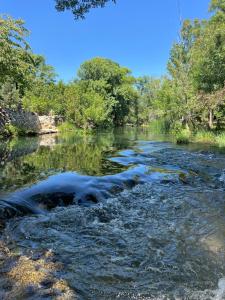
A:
[{"left": 0, "top": 128, "right": 171, "bottom": 193}]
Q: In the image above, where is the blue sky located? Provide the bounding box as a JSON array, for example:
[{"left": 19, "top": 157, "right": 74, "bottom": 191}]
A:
[{"left": 1, "top": 0, "right": 210, "bottom": 81}]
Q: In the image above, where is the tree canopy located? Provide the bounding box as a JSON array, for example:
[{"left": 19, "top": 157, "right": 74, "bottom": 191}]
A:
[
  {"left": 55, "top": 0, "right": 115, "bottom": 19},
  {"left": 20, "top": 54, "right": 138, "bottom": 129},
  {"left": 0, "top": 15, "right": 34, "bottom": 94},
  {"left": 64, "top": 57, "right": 137, "bottom": 128},
  {"left": 128, "top": 0, "right": 225, "bottom": 131}
]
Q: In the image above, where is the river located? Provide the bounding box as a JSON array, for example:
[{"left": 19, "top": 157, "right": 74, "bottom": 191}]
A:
[{"left": 0, "top": 127, "right": 224, "bottom": 299}]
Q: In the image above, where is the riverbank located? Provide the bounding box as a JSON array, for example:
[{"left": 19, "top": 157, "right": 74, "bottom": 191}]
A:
[
  {"left": 0, "top": 241, "right": 76, "bottom": 299},
  {"left": 2, "top": 112, "right": 225, "bottom": 152},
  {"left": 146, "top": 121, "right": 225, "bottom": 148},
  {"left": 175, "top": 129, "right": 225, "bottom": 147}
]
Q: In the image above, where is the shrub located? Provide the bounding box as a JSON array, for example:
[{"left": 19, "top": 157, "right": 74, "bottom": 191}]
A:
[
  {"left": 5, "top": 124, "right": 25, "bottom": 136},
  {"left": 175, "top": 128, "right": 191, "bottom": 144}
]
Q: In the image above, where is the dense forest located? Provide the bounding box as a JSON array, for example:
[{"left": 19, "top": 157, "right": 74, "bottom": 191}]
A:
[{"left": 0, "top": 0, "right": 225, "bottom": 139}]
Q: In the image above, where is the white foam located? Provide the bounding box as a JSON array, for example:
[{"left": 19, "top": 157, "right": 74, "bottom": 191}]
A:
[
  {"left": 214, "top": 278, "right": 225, "bottom": 300},
  {"left": 219, "top": 170, "right": 225, "bottom": 183}
]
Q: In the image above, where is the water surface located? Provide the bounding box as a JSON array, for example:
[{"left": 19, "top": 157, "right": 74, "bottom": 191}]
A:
[{"left": 0, "top": 127, "right": 225, "bottom": 299}]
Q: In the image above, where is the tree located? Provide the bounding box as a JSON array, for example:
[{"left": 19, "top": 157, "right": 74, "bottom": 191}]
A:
[
  {"left": 197, "top": 87, "right": 225, "bottom": 129},
  {"left": 0, "top": 15, "right": 35, "bottom": 96},
  {"left": 210, "top": 0, "right": 225, "bottom": 13},
  {"left": 190, "top": 20, "right": 225, "bottom": 93},
  {"left": 23, "top": 81, "right": 65, "bottom": 116},
  {"left": 55, "top": 0, "right": 115, "bottom": 19},
  {"left": 167, "top": 20, "right": 198, "bottom": 129},
  {"left": 32, "top": 55, "right": 57, "bottom": 84},
  {"left": 64, "top": 81, "right": 109, "bottom": 128},
  {"left": 76, "top": 57, "right": 136, "bottom": 126},
  {"left": 0, "top": 16, "right": 60, "bottom": 112},
  {"left": 189, "top": 0, "right": 225, "bottom": 128},
  {"left": 0, "top": 79, "right": 20, "bottom": 109},
  {"left": 22, "top": 55, "right": 60, "bottom": 115},
  {"left": 136, "top": 76, "right": 161, "bottom": 124}
]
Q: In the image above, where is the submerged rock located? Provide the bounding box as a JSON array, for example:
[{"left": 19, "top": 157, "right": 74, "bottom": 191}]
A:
[{"left": 0, "top": 199, "right": 38, "bottom": 223}]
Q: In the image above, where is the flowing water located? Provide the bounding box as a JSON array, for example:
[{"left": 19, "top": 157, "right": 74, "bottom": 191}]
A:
[{"left": 0, "top": 127, "right": 225, "bottom": 299}]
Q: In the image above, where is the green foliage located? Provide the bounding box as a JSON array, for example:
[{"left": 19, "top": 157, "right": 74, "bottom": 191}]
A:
[
  {"left": 22, "top": 56, "right": 137, "bottom": 129},
  {"left": 22, "top": 55, "right": 60, "bottom": 115},
  {"left": 23, "top": 81, "right": 64, "bottom": 115},
  {"left": 172, "top": 129, "right": 225, "bottom": 147},
  {"left": 210, "top": 0, "right": 225, "bottom": 13},
  {"left": 0, "top": 79, "right": 21, "bottom": 109},
  {"left": 171, "top": 122, "right": 191, "bottom": 144},
  {"left": 64, "top": 57, "right": 137, "bottom": 128},
  {"left": 148, "top": 119, "right": 170, "bottom": 134},
  {"left": 55, "top": 0, "right": 115, "bottom": 19},
  {"left": 175, "top": 129, "right": 191, "bottom": 144},
  {"left": 78, "top": 57, "right": 130, "bottom": 84},
  {"left": 190, "top": 19, "right": 225, "bottom": 93},
  {"left": 193, "top": 131, "right": 216, "bottom": 143},
  {"left": 135, "top": 76, "right": 162, "bottom": 124},
  {"left": 215, "top": 132, "right": 225, "bottom": 147},
  {"left": 64, "top": 81, "right": 110, "bottom": 128},
  {"left": 136, "top": 0, "right": 225, "bottom": 132},
  {"left": 32, "top": 55, "right": 57, "bottom": 84},
  {"left": 0, "top": 15, "right": 59, "bottom": 113},
  {"left": 58, "top": 122, "right": 76, "bottom": 132},
  {"left": 0, "top": 15, "right": 35, "bottom": 96},
  {"left": 5, "top": 124, "right": 25, "bottom": 136}
]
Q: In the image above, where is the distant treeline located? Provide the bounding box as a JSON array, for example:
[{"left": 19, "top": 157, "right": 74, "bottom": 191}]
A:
[{"left": 0, "top": 0, "right": 225, "bottom": 131}]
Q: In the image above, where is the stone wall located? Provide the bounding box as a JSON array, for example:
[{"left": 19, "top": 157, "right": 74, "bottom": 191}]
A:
[{"left": 0, "top": 107, "right": 60, "bottom": 136}]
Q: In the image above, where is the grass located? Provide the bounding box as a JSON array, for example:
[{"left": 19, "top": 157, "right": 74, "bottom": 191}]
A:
[
  {"left": 57, "top": 121, "right": 76, "bottom": 132},
  {"left": 193, "top": 130, "right": 225, "bottom": 148},
  {"left": 215, "top": 133, "right": 225, "bottom": 147},
  {"left": 148, "top": 120, "right": 225, "bottom": 147},
  {"left": 192, "top": 131, "right": 216, "bottom": 144},
  {"left": 57, "top": 121, "right": 94, "bottom": 136},
  {"left": 173, "top": 129, "right": 225, "bottom": 148}
]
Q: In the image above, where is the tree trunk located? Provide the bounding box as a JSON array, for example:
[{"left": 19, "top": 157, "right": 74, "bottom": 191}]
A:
[
  {"left": 208, "top": 109, "right": 213, "bottom": 129},
  {"left": 135, "top": 99, "right": 139, "bottom": 126}
]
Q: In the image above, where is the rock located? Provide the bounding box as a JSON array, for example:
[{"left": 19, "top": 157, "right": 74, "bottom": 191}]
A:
[
  {"left": 179, "top": 173, "right": 191, "bottom": 184},
  {"left": 40, "top": 278, "right": 55, "bottom": 288},
  {"left": 0, "top": 106, "right": 62, "bottom": 136}
]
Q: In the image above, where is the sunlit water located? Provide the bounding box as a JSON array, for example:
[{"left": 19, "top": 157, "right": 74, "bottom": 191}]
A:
[{"left": 0, "top": 127, "right": 225, "bottom": 299}]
